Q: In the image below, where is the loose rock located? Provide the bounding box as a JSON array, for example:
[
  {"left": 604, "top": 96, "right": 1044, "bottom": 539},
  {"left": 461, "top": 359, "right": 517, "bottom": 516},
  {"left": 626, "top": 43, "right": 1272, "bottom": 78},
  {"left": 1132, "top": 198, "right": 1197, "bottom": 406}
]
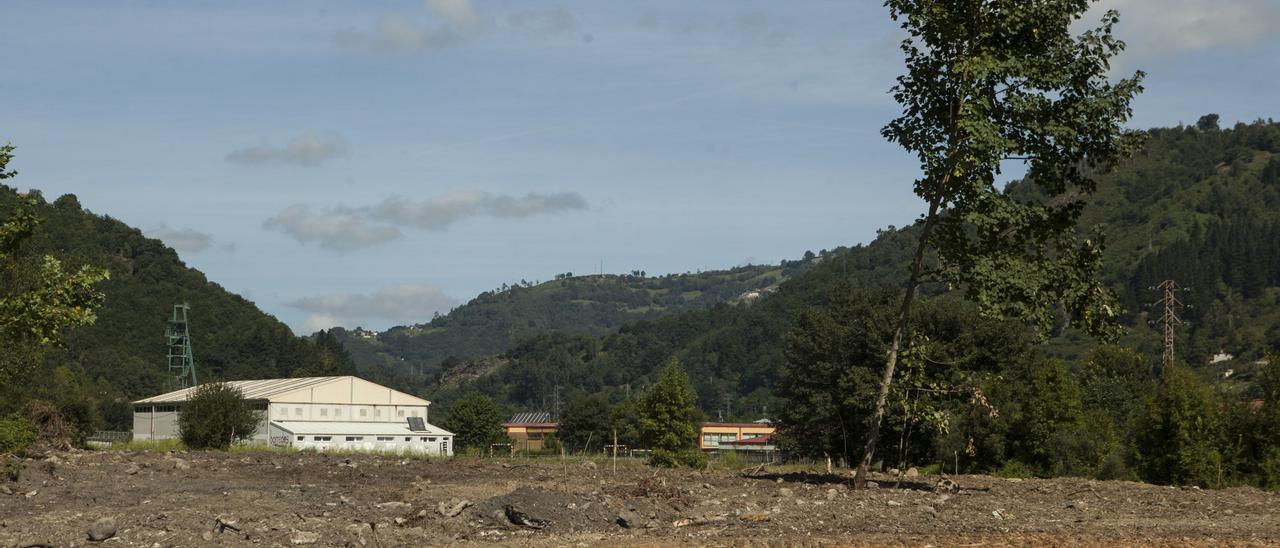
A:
[
  {"left": 290, "top": 530, "right": 321, "bottom": 545},
  {"left": 86, "top": 517, "right": 117, "bottom": 542},
  {"left": 905, "top": 467, "right": 919, "bottom": 478},
  {"left": 936, "top": 477, "right": 959, "bottom": 494},
  {"left": 437, "top": 498, "right": 472, "bottom": 518}
]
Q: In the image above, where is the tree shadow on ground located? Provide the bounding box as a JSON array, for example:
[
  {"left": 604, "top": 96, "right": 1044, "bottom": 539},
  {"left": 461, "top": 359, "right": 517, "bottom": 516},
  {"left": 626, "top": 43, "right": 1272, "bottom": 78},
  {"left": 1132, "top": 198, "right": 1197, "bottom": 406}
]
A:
[{"left": 745, "top": 471, "right": 986, "bottom": 493}]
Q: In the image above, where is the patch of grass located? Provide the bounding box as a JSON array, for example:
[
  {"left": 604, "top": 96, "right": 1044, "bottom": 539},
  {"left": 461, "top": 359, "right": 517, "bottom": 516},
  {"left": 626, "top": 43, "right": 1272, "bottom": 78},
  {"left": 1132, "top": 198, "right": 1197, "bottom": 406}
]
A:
[
  {"left": 994, "top": 459, "right": 1036, "bottom": 479},
  {"left": 109, "top": 438, "right": 185, "bottom": 452}
]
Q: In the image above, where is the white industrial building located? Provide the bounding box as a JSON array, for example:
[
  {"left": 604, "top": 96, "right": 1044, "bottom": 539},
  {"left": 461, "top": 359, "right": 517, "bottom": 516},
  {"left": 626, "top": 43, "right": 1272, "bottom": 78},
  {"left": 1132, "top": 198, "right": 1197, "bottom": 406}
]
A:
[{"left": 132, "top": 376, "right": 454, "bottom": 456}]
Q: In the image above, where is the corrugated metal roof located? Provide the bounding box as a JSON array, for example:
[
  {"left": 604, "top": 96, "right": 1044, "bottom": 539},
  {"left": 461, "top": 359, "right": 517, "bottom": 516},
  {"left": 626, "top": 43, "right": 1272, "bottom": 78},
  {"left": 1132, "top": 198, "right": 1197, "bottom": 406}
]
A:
[
  {"left": 507, "top": 411, "right": 551, "bottom": 424},
  {"left": 272, "top": 420, "right": 454, "bottom": 437},
  {"left": 131, "top": 376, "right": 428, "bottom": 405}
]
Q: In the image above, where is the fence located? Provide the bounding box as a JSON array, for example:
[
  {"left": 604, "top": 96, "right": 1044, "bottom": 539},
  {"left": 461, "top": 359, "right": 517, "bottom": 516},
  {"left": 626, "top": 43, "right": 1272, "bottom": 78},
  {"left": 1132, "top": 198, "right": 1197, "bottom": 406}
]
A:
[{"left": 86, "top": 431, "right": 132, "bottom": 444}]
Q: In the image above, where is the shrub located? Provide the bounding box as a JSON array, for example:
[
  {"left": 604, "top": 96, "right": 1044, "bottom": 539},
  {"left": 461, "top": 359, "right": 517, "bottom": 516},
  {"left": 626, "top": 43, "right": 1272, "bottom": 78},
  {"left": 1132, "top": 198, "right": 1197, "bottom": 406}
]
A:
[
  {"left": 1133, "top": 366, "right": 1224, "bottom": 487},
  {"left": 0, "top": 414, "right": 36, "bottom": 455},
  {"left": 178, "top": 383, "right": 262, "bottom": 450},
  {"left": 648, "top": 448, "right": 707, "bottom": 469},
  {"left": 994, "top": 459, "right": 1035, "bottom": 479}
]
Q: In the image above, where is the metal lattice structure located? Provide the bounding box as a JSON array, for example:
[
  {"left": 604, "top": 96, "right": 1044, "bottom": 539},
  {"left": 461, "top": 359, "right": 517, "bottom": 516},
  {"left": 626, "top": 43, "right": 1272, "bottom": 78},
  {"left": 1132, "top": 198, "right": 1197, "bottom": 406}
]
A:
[
  {"left": 1153, "top": 280, "right": 1186, "bottom": 375},
  {"left": 166, "top": 304, "right": 198, "bottom": 390}
]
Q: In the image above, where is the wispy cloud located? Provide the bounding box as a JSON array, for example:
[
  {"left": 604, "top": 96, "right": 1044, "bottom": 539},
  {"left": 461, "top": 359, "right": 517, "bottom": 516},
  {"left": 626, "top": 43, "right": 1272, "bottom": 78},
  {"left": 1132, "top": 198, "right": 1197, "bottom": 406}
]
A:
[
  {"left": 226, "top": 131, "right": 348, "bottom": 167},
  {"left": 335, "top": 0, "right": 579, "bottom": 52},
  {"left": 262, "top": 205, "right": 402, "bottom": 251},
  {"left": 145, "top": 225, "right": 215, "bottom": 253},
  {"left": 288, "top": 283, "right": 458, "bottom": 332},
  {"left": 1091, "top": 0, "right": 1280, "bottom": 60},
  {"left": 508, "top": 8, "right": 577, "bottom": 36},
  {"left": 369, "top": 191, "right": 588, "bottom": 230},
  {"left": 263, "top": 191, "right": 588, "bottom": 250},
  {"left": 334, "top": 0, "right": 488, "bottom": 52}
]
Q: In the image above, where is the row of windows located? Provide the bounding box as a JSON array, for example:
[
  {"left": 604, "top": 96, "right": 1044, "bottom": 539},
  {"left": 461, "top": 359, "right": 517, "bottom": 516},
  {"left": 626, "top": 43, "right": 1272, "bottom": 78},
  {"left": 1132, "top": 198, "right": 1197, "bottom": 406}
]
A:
[
  {"left": 296, "top": 435, "right": 442, "bottom": 442},
  {"left": 276, "top": 407, "right": 422, "bottom": 418},
  {"left": 135, "top": 405, "right": 179, "bottom": 413},
  {"left": 702, "top": 433, "right": 741, "bottom": 447}
]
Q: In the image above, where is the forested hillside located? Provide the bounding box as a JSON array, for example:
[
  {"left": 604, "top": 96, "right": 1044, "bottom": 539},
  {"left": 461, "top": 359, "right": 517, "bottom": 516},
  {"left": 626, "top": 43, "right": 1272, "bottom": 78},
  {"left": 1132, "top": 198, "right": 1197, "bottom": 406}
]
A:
[
  {"left": 435, "top": 118, "right": 1280, "bottom": 418},
  {"left": 0, "top": 186, "right": 354, "bottom": 430},
  {"left": 336, "top": 262, "right": 813, "bottom": 390}
]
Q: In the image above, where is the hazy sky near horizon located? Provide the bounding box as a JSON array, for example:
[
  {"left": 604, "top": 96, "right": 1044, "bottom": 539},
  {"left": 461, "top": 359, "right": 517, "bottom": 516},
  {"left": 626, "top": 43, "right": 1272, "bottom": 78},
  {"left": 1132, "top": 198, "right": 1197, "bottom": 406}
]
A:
[{"left": 4, "top": 0, "right": 1279, "bottom": 333}]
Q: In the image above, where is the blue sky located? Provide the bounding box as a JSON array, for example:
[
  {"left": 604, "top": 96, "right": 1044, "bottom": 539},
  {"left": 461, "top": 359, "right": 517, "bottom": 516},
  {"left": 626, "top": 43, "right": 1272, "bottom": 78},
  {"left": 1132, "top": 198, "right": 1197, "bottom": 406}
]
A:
[{"left": 4, "top": 0, "right": 1278, "bottom": 332}]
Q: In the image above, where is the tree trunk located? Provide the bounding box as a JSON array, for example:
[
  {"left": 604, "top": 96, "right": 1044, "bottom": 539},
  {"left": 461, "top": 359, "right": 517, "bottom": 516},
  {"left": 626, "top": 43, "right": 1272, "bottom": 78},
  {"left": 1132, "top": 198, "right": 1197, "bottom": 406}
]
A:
[{"left": 854, "top": 198, "right": 940, "bottom": 488}]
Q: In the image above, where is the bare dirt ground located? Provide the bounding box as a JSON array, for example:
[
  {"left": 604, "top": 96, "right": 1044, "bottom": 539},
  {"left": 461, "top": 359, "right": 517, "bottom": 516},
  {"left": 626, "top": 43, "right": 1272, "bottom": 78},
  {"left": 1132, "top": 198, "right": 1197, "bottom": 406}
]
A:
[{"left": 3, "top": 450, "right": 1279, "bottom": 547}]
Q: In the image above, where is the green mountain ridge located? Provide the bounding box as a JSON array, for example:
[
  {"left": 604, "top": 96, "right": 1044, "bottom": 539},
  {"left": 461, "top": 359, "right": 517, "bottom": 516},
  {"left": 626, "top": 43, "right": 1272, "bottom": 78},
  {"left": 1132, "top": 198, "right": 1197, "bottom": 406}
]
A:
[
  {"left": 428, "top": 118, "right": 1280, "bottom": 417},
  {"left": 0, "top": 187, "right": 354, "bottom": 430},
  {"left": 334, "top": 262, "right": 818, "bottom": 390}
]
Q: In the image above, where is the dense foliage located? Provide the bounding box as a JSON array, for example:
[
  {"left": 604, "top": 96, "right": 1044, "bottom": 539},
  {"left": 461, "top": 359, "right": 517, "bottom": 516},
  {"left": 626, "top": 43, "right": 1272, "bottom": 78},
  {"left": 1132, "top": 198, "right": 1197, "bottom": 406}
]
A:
[
  {"left": 0, "top": 179, "right": 356, "bottom": 434},
  {"left": 337, "top": 263, "right": 810, "bottom": 392},
  {"left": 439, "top": 393, "right": 506, "bottom": 453},
  {"left": 177, "top": 382, "right": 262, "bottom": 450}
]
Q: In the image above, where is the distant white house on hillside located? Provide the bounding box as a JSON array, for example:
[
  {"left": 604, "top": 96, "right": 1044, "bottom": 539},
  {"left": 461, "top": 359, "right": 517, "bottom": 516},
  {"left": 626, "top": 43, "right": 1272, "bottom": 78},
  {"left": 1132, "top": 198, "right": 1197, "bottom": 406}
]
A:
[{"left": 132, "top": 376, "right": 453, "bottom": 455}]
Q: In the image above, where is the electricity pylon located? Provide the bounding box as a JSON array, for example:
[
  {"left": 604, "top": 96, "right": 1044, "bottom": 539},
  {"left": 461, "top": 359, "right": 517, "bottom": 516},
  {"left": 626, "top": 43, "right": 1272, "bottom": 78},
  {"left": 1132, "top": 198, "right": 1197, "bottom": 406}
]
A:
[
  {"left": 166, "top": 304, "right": 198, "bottom": 390},
  {"left": 1151, "top": 280, "right": 1190, "bottom": 376}
]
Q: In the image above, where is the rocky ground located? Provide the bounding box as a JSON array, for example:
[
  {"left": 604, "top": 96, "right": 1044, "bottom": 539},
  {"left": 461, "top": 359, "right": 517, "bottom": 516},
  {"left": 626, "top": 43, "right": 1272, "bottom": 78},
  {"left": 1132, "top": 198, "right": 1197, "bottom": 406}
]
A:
[{"left": 2, "top": 450, "right": 1279, "bottom": 546}]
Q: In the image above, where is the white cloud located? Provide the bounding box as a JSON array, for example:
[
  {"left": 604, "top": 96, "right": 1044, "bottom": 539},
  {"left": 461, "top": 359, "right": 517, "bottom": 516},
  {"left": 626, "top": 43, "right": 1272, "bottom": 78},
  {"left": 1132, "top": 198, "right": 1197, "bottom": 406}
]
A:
[
  {"left": 508, "top": 8, "right": 577, "bottom": 36},
  {"left": 1090, "top": 0, "right": 1280, "bottom": 59},
  {"left": 263, "top": 191, "right": 588, "bottom": 250},
  {"left": 333, "top": 14, "right": 463, "bottom": 51},
  {"left": 425, "top": 0, "right": 478, "bottom": 29},
  {"left": 289, "top": 283, "right": 458, "bottom": 331},
  {"left": 262, "top": 205, "right": 402, "bottom": 251},
  {"left": 226, "top": 131, "right": 348, "bottom": 166},
  {"left": 145, "top": 225, "right": 214, "bottom": 253},
  {"left": 369, "top": 191, "right": 588, "bottom": 230}
]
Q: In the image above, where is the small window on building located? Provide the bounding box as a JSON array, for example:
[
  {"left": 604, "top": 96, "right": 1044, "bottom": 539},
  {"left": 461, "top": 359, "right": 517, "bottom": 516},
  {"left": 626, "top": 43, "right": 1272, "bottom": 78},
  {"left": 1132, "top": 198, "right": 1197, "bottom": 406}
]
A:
[
  {"left": 295, "top": 407, "right": 303, "bottom": 416},
  {"left": 410, "top": 410, "right": 420, "bottom": 417},
  {"left": 279, "top": 407, "right": 288, "bottom": 417},
  {"left": 297, "top": 436, "right": 304, "bottom": 441},
  {"left": 420, "top": 437, "right": 429, "bottom": 442},
  {"left": 376, "top": 436, "right": 394, "bottom": 441},
  {"left": 428, "top": 437, "right": 437, "bottom": 442},
  {"left": 335, "top": 408, "right": 342, "bottom": 417},
  {"left": 397, "top": 410, "right": 405, "bottom": 417},
  {"left": 404, "top": 437, "right": 411, "bottom": 442},
  {"left": 134, "top": 405, "right": 153, "bottom": 413},
  {"left": 360, "top": 409, "right": 368, "bottom": 417},
  {"left": 376, "top": 409, "right": 382, "bottom": 417},
  {"left": 345, "top": 436, "right": 363, "bottom": 442},
  {"left": 314, "top": 436, "right": 332, "bottom": 441}
]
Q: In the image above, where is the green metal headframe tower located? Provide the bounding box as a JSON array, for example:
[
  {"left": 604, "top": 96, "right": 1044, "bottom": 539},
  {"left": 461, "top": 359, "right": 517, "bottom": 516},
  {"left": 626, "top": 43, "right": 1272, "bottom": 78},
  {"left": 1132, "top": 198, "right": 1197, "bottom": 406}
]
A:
[{"left": 166, "top": 304, "right": 198, "bottom": 390}]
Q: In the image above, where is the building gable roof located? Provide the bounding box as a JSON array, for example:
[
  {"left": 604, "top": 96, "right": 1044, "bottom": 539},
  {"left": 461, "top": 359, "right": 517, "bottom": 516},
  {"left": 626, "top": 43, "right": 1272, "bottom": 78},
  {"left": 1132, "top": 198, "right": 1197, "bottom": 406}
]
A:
[
  {"left": 132, "top": 376, "right": 430, "bottom": 406},
  {"left": 507, "top": 411, "right": 552, "bottom": 425}
]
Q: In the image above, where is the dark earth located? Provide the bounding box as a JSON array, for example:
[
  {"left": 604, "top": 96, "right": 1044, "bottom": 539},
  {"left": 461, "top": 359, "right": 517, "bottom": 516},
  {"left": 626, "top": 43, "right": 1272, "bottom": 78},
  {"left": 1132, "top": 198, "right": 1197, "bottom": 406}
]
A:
[{"left": 2, "top": 450, "right": 1279, "bottom": 546}]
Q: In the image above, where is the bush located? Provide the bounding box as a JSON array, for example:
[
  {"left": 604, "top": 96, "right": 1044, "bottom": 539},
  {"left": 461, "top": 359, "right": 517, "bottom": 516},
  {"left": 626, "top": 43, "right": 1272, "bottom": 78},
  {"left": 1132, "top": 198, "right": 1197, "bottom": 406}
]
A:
[
  {"left": 0, "top": 414, "right": 36, "bottom": 455},
  {"left": 648, "top": 448, "right": 707, "bottom": 469},
  {"left": 1133, "top": 366, "right": 1224, "bottom": 487},
  {"left": 995, "top": 459, "right": 1035, "bottom": 479},
  {"left": 178, "top": 383, "right": 262, "bottom": 450}
]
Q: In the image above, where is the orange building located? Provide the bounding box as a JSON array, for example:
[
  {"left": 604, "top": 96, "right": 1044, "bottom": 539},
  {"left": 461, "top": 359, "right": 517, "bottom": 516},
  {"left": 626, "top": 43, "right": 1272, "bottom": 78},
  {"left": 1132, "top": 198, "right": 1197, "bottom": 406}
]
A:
[
  {"left": 699, "top": 421, "right": 775, "bottom": 450},
  {"left": 504, "top": 412, "right": 558, "bottom": 452}
]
